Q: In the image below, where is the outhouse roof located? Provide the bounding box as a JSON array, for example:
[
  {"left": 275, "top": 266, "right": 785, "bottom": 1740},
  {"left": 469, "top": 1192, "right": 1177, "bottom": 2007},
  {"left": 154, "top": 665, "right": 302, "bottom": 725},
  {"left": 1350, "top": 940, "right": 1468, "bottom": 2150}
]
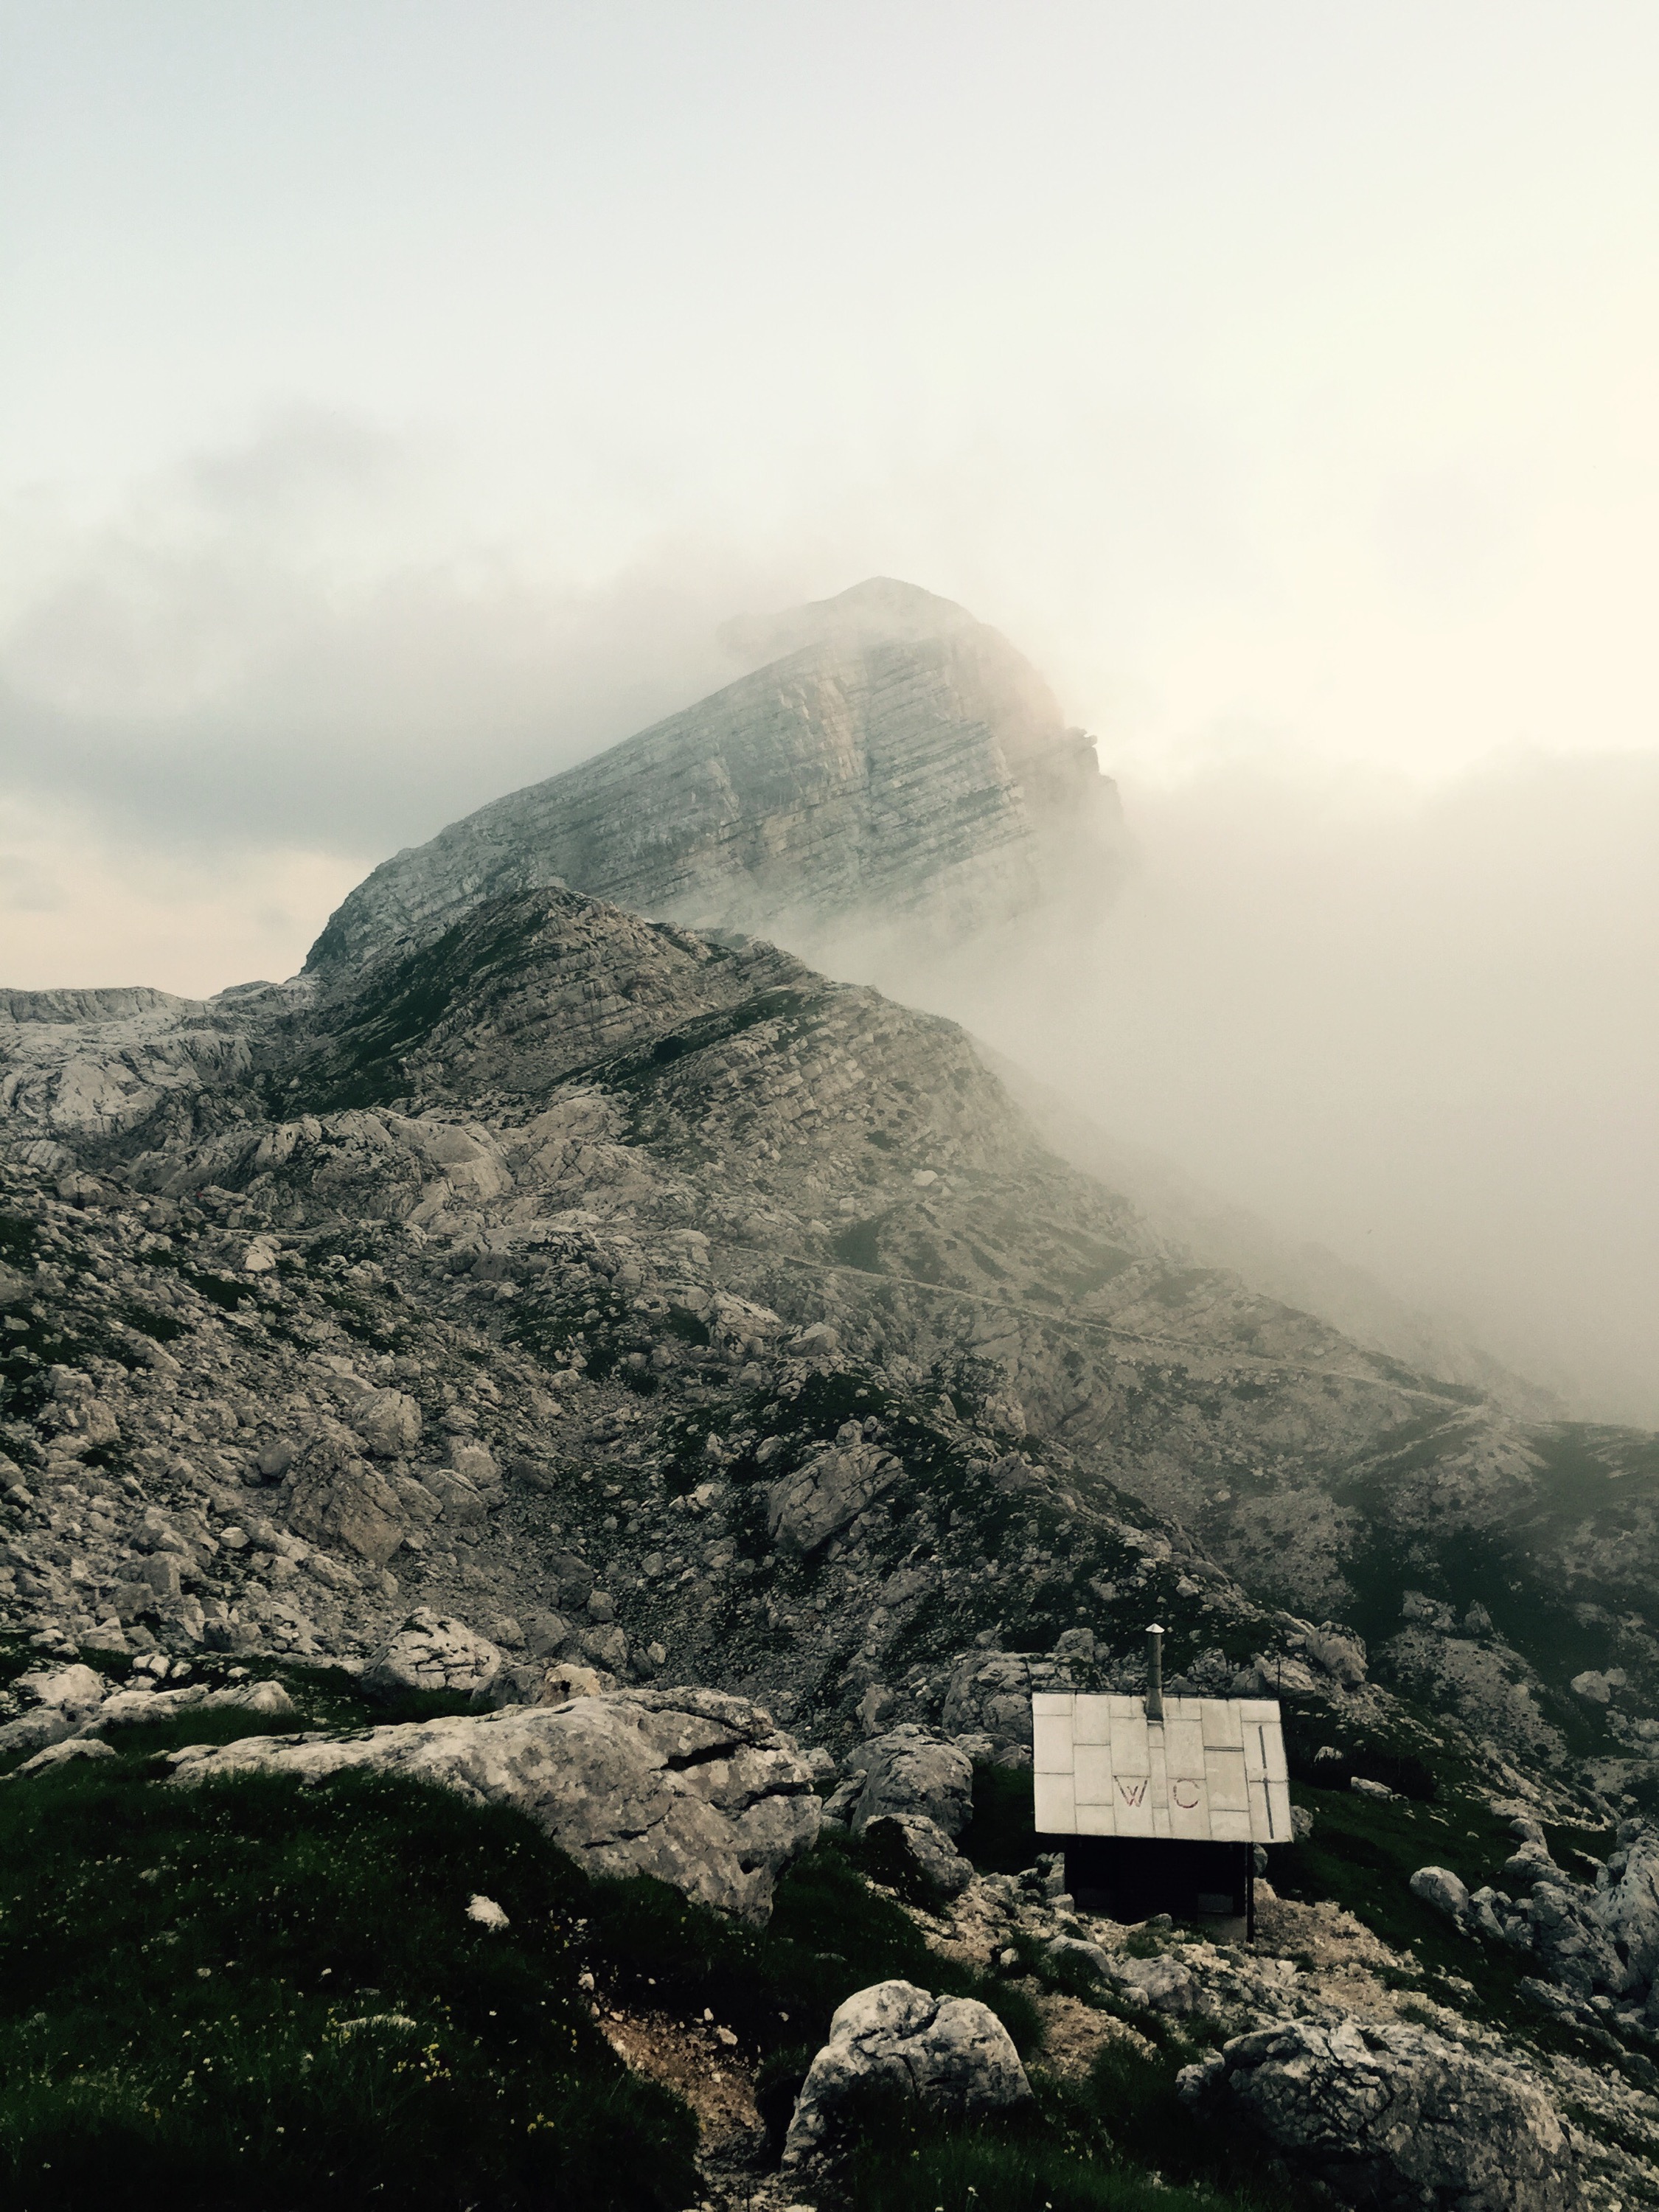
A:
[{"left": 1032, "top": 1691, "right": 1292, "bottom": 1847}]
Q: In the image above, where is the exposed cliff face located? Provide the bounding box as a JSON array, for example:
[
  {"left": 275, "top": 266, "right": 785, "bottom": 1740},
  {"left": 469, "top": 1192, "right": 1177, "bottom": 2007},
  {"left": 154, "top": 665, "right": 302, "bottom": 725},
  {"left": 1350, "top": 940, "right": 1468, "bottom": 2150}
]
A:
[{"left": 305, "top": 579, "right": 1124, "bottom": 978}]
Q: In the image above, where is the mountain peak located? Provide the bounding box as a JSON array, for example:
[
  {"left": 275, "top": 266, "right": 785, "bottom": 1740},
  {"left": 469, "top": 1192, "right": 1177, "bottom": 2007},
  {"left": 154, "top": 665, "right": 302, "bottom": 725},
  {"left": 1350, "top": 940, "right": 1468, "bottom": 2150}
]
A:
[
  {"left": 717, "top": 576, "right": 978, "bottom": 665},
  {"left": 305, "top": 581, "right": 1124, "bottom": 978}
]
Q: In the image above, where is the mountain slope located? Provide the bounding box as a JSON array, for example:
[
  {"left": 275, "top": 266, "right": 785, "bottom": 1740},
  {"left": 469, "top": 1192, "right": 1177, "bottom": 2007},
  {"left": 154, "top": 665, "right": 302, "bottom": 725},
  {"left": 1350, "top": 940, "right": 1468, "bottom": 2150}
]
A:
[{"left": 7, "top": 882, "right": 1659, "bottom": 1817}]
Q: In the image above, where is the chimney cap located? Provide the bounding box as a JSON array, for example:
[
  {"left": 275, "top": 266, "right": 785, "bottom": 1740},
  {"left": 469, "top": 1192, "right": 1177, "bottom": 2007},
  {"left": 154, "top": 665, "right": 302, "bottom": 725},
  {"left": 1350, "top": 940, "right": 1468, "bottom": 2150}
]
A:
[{"left": 1147, "top": 1621, "right": 1164, "bottom": 1635}]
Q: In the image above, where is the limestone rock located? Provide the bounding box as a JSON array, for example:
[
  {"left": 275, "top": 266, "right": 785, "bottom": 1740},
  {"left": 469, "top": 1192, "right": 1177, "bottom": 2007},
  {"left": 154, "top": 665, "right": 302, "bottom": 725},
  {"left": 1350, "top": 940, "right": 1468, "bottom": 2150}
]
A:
[
  {"left": 863, "top": 1812, "right": 975, "bottom": 1897},
  {"left": 363, "top": 1610, "right": 502, "bottom": 1700},
  {"left": 305, "top": 580, "right": 1122, "bottom": 978},
  {"left": 940, "top": 1650, "right": 1075, "bottom": 1758},
  {"left": 1178, "top": 2017, "right": 1579, "bottom": 2211},
  {"left": 767, "top": 1441, "right": 900, "bottom": 1556},
  {"left": 88, "top": 1678, "right": 296, "bottom": 1730},
  {"left": 1408, "top": 1865, "right": 1472, "bottom": 1922},
  {"left": 1515, "top": 1875, "right": 1630, "bottom": 1999},
  {"left": 1591, "top": 1821, "right": 1659, "bottom": 1994},
  {"left": 9, "top": 1736, "right": 118, "bottom": 1776},
  {"left": 0, "top": 1663, "right": 108, "bottom": 1756},
  {"left": 344, "top": 1387, "right": 423, "bottom": 1459},
  {"left": 286, "top": 1430, "right": 417, "bottom": 1566},
  {"left": 169, "top": 1686, "right": 821, "bottom": 1922},
  {"left": 844, "top": 1726, "right": 974, "bottom": 1840},
  {"left": 1045, "top": 1935, "right": 1114, "bottom": 1984},
  {"left": 782, "top": 1979, "right": 1032, "bottom": 2168},
  {"left": 1303, "top": 1625, "right": 1367, "bottom": 1688},
  {"left": 1114, "top": 1952, "right": 1200, "bottom": 2013}
]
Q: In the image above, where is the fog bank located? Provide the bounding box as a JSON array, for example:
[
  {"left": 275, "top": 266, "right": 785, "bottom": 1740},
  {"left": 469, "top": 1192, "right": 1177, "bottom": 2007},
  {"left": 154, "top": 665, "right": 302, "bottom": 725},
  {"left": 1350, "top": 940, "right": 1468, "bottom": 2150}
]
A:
[{"left": 874, "top": 747, "right": 1659, "bottom": 1428}]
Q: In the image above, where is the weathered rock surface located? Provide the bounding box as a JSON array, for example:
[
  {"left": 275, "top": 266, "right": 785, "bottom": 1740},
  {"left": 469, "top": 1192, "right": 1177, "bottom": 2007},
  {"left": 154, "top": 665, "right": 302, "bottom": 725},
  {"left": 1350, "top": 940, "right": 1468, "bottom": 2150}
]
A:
[
  {"left": 305, "top": 579, "right": 1124, "bottom": 978},
  {"left": 0, "top": 1661, "right": 108, "bottom": 1756},
  {"left": 1409, "top": 1865, "right": 1472, "bottom": 1925},
  {"left": 363, "top": 1610, "right": 502, "bottom": 1700},
  {"left": 168, "top": 1687, "right": 821, "bottom": 1921},
  {"left": 863, "top": 1812, "right": 975, "bottom": 1897},
  {"left": 843, "top": 1726, "right": 974, "bottom": 1840},
  {"left": 88, "top": 1678, "right": 296, "bottom": 1731},
  {"left": 782, "top": 1978, "right": 1032, "bottom": 2168},
  {"left": 1595, "top": 1822, "right": 1659, "bottom": 1993},
  {"left": 1178, "top": 2017, "right": 1580, "bottom": 2211},
  {"left": 766, "top": 1439, "right": 900, "bottom": 1556}
]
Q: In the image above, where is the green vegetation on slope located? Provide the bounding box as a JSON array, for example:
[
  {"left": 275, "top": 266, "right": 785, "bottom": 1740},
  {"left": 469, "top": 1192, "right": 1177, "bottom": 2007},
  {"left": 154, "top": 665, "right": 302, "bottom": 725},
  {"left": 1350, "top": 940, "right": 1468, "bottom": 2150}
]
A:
[{"left": 0, "top": 1761, "right": 694, "bottom": 2212}]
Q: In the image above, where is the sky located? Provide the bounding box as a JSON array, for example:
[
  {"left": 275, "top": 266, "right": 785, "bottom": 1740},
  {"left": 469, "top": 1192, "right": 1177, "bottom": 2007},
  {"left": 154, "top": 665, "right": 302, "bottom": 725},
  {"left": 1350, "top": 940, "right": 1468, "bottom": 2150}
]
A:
[{"left": 2, "top": 1, "right": 1658, "bottom": 1416}]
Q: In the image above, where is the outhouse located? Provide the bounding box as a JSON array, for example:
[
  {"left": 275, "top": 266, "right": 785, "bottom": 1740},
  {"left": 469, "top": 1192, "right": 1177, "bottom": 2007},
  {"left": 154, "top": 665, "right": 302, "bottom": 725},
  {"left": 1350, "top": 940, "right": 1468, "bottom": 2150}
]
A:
[{"left": 1032, "top": 1625, "right": 1290, "bottom": 1934}]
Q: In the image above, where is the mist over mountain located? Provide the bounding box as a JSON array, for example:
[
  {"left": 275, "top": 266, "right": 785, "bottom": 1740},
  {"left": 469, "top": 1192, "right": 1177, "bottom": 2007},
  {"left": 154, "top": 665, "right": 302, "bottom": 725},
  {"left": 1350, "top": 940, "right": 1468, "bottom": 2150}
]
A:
[{"left": 305, "top": 579, "right": 1125, "bottom": 980}]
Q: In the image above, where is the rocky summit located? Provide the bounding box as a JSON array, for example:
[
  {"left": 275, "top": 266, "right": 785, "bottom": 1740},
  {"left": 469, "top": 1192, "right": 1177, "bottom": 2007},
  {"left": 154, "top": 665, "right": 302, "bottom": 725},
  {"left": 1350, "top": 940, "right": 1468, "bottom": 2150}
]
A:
[
  {"left": 6, "top": 589, "right": 1659, "bottom": 2209},
  {"left": 305, "top": 577, "right": 1125, "bottom": 978}
]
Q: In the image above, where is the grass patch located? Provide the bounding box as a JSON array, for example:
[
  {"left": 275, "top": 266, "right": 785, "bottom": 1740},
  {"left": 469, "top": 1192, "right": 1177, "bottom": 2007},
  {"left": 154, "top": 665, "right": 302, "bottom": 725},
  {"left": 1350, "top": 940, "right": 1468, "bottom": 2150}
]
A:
[{"left": 0, "top": 1760, "right": 695, "bottom": 2211}]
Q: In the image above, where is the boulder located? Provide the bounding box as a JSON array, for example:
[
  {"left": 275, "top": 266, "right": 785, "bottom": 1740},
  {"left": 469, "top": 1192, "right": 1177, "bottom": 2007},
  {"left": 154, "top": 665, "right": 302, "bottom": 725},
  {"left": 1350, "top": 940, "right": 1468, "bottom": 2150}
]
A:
[
  {"left": 782, "top": 1980, "right": 1031, "bottom": 2168},
  {"left": 1178, "top": 2017, "right": 1579, "bottom": 2211},
  {"left": 448, "top": 1439, "right": 500, "bottom": 1492},
  {"left": 939, "top": 1649, "right": 1077, "bottom": 1760},
  {"left": 863, "top": 1812, "right": 975, "bottom": 1897},
  {"left": 1519, "top": 1875, "right": 1630, "bottom": 1999},
  {"left": 9, "top": 1736, "right": 118, "bottom": 1777},
  {"left": 345, "top": 1387, "right": 423, "bottom": 1459},
  {"left": 363, "top": 1610, "right": 502, "bottom": 1700},
  {"left": 1045, "top": 1935, "right": 1114, "bottom": 1983},
  {"left": 1593, "top": 1821, "right": 1659, "bottom": 1992},
  {"left": 169, "top": 1686, "right": 821, "bottom": 1922},
  {"left": 844, "top": 1725, "right": 974, "bottom": 1840},
  {"left": 0, "top": 1662, "right": 107, "bottom": 1757},
  {"left": 767, "top": 1441, "right": 900, "bottom": 1555},
  {"left": 1303, "top": 1625, "right": 1367, "bottom": 1688},
  {"left": 1114, "top": 1952, "right": 1200, "bottom": 2013},
  {"left": 1408, "top": 1865, "right": 1471, "bottom": 1922},
  {"left": 88, "top": 1679, "right": 296, "bottom": 1731},
  {"left": 287, "top": 1427, "right": 422, "bottom": 1565},
  {"left": 15, "top": 1662, "right": 105, "bottom": 1713}
]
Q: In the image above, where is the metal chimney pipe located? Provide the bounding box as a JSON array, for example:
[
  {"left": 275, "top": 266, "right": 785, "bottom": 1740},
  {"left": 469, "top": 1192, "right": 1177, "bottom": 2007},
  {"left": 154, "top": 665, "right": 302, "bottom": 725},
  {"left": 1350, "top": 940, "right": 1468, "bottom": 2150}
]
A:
[{"left": 1146, "top": 1621, "right": 1165, "bottom": 1723}]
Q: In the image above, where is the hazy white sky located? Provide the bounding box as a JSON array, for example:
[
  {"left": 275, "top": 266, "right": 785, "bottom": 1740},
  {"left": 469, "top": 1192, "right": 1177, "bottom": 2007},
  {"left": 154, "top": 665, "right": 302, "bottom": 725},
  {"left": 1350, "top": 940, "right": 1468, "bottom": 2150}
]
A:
[{"left": 3, "top": 3, "right": 1657, "bottom": 1416}]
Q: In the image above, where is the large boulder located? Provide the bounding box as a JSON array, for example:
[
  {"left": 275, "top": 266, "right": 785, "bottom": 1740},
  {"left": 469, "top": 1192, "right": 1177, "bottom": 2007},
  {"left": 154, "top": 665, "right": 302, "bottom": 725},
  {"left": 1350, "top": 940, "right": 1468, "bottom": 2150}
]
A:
[
  {"left": 87, "top": 1679, "right": 296, "bottom": 1731},
  {"left": 782, "top": 1980, "right": 1031, "bottom": 2169},
  {"left": 344, "top": 1386, "right": 423, "bottom": 1459},
  {"left": 363, "top": 1610, "right": 502, "bottom": 1700},
  {"left": 1408, "top": 1865, "right": 1472, "bottom": 1923},
  {"left": 0, "top": 1662, "right": 107, "bottom": 1757},
  {"left": 1302, "top": 1624, "right": 1367, "bottom": 1688},
  {"left": 843, "top": 1725, "right": 974, "bottom": 1839},
  {"left": 1520, "top": 1873, "right": 1630, "bottom": 1999},
  {"left": 168, "top": 1686, "right": 821, "bottom": 1922},
  {"left": 1593, "top": 1821, "right": 1659, "bottom": 1993},
  {"left": 939, "top": 1649, "right": 1078, "bottom": 1761},
  {"left": 766, "top": 1440, "right": 900, "bottom": 1556},
  {"left": 1178, "top": 2017, "right": 1578, "bottom": 2211},
  {"left": 286, "top": 1424, "right": 433, "bottom": 1565},
  {"left": 863, "top": 1812, "right": 975, "bottom": 1897}
]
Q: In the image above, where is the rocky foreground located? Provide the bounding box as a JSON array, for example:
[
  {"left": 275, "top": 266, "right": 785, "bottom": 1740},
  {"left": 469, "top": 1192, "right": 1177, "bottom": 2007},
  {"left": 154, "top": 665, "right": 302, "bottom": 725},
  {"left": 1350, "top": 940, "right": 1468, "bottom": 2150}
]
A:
[{"left": 10, "top": 1630, "right": 1659, "bottom": 2208}]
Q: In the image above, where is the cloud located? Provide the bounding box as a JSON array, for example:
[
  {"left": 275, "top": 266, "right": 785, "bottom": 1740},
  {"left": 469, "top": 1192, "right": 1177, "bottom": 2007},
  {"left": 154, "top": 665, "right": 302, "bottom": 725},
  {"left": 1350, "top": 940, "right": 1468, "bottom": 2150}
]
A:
[
  {"left": 886, "top": 742, "right": 1659, "bottom": 1426},
  {"left": 0, "top": 408, "right": 822, "bottom": 872}
]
